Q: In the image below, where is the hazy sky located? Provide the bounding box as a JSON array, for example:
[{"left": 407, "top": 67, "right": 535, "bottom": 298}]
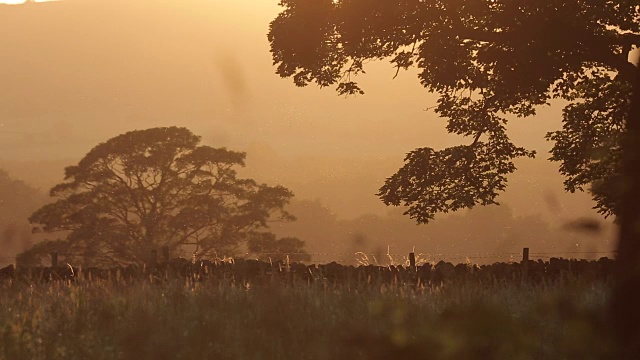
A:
[
  {"left": 1, "top": 1, "right": 59, "bottom": 4},
  {"left": 0, "top": 0, "right": 604, "bottom": 222},
  {"left": 0, "top": 0, "right": 562, "bottom": 157}
]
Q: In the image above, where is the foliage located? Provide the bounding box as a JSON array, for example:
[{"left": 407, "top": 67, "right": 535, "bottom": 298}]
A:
[
  {"left": 28, "top": 127, "right": 295, "bottom": 266},
  {"left": 269, "top": 0, "right": 639, "bottom": 222},
  {"left": 546, "top": 70, "right": 629, "bottom": 218},
  {"left": 247, "top": 233, "right": 311, "bottom": 262}
]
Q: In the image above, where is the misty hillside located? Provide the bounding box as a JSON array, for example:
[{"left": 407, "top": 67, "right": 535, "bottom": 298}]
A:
[{"left": 0, "top": 168, "right": 47, "bottom": 265}]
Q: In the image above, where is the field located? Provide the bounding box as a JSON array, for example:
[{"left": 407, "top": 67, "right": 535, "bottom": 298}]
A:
[{"left": 0, "top": 261, "right": 616, "bottom": 360}]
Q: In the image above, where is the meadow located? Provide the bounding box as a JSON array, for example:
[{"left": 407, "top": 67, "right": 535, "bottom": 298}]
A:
[{"left": 0, "top": 264, "right": 615, "bottom": 360}]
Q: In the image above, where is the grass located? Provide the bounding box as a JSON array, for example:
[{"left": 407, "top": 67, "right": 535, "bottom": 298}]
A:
[{"left": 0, "top": 276, "right": 615, "bottom": 360}]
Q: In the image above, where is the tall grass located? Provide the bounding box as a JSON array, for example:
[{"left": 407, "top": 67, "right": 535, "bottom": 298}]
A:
[{"left": 0, "top": 276, "right": 614, "bottom": 360}]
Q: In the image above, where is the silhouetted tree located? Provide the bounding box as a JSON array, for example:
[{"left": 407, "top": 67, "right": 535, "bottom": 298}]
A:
[
  {"left": 610, "top": 52, "right": 640, "bottom": 358},
  {"left": 269, "top": 2, "right": 640, "bottom": 356},
  {"left": 247, "top": 233, "right": 311, "bottom": 262},
  {"left": 269, "top": 0, "right": 637, "bottom": 222},
  {"left": 28, "top": 127, "right": 295, "bottom": 266}
]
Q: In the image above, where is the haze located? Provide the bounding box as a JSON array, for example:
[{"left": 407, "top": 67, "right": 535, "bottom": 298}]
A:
[{"left": 0, "top": 0, "right": 616, "bottom": 264}]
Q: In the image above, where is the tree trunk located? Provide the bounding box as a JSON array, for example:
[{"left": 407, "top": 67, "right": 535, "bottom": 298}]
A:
[{"left": 611, "top": 60, "right": 640, "bottom": 358}]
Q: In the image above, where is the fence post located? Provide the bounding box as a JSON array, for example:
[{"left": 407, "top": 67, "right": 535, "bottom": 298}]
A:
[
  {"left": 522, "top": 247, "right": 529, "bottom": 280},
  {"left": 161, "top": 246, "right": 170, "bottom": 263},
  {"left": 51, "top": 252, "right": 58, "bottom": 268},
  {"left": 409, "top": 252, "right": 416, "bottom": 273}
]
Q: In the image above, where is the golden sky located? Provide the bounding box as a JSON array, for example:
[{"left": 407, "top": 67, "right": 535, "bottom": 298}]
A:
[
  {"left": 0, "top": 0, "right": 600, "bottom": 223},
  {"left": 1, "top": 1, "right": 59, "bottom": 4}
]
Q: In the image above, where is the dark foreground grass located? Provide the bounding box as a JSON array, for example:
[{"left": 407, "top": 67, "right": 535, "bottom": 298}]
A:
[{"left": 0, "top": 277, "right": 614, "bottom": 360}]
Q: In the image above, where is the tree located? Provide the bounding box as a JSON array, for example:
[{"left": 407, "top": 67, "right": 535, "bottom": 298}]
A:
[
  {"left": 269, "top": 2, "right": 640, "bottom": 355},
  {"left": 268, "top": 0, "right": 638, "bottom": 222},
  {"left": 28, "top": 127, "right": 295, "bottom": 266},
  {"left": 611, "top": 51, "right": 640, "bottom": 358},
  {"left": 247, "top": 233, "right": 311, "bottom": 263}
]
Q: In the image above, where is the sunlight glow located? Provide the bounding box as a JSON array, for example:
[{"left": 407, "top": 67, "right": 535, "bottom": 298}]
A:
[{"left": 0, "top": 0, "right": 60, "bottom": 4}]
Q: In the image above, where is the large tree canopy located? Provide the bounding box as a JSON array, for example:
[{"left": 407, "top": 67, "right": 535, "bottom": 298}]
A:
[
  {"left": 269, "top": 0, "right": 639, "bottom": 222},
  {"left": 28, "top": 127, "right": 294, "bottom": 266}
]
